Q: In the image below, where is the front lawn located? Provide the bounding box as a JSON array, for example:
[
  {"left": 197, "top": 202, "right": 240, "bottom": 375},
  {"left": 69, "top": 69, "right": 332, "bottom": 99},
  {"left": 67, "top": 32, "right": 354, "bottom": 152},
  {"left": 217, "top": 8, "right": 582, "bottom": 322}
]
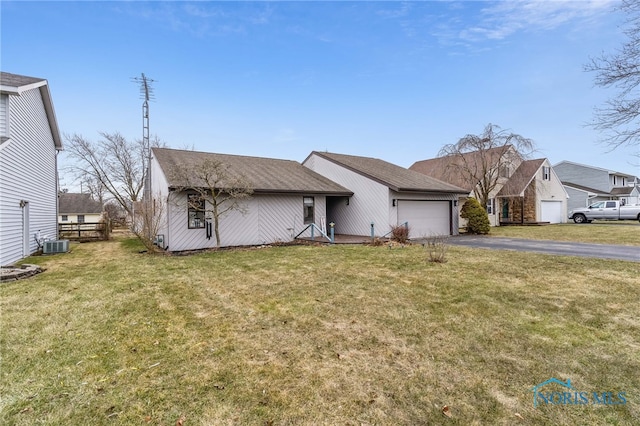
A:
[
  {"left": 1, "top": 237, "right": 638, "bottom": 425},
  {"left": 488, "top": 222, "right": 640, "bottom": 246}
]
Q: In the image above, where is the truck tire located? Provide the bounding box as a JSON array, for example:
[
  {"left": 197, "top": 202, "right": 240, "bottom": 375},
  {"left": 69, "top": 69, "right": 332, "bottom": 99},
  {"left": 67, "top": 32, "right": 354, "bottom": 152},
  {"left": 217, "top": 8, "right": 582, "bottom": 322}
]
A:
[{"left": 573, "top": 214, "right": 587, "bottom": 224}]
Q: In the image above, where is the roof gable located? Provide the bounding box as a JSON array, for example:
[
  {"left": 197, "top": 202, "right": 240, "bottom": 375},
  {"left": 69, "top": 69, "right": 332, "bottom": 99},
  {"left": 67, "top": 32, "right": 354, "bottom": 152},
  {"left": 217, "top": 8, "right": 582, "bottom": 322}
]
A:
[
  {"left": 0, "top": 71, "right": 62, "bottom": 150},
  {"left": 307, "top": 151, "right": 466, "bottom": 193},
  {"left": 497, "top": 158, "right": 546, "bottom": 197},
  {"left": 152, "top": 148, "right": 353, "bottom": 195}
]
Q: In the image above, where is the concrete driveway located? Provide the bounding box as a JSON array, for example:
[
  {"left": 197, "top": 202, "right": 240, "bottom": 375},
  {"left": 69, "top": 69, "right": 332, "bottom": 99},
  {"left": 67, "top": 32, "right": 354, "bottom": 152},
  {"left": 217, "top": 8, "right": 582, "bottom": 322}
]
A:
[{"left": 447, "top": 235, "right": 640, "bottom": 262}]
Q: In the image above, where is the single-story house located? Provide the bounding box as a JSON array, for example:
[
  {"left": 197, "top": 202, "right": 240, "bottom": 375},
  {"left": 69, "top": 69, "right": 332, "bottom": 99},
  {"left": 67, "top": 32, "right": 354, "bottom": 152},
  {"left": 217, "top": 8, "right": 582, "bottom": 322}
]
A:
[
  {"left": 0, "top": 72, "right": 62, "bottom": 266},
  {"left": 149, "top": 147, "right": 353, "bottom": 251},
  {"left": 303, "top": 151, "right": 467, "bottom": 238},
  {"left": 58, "top": 193, "right": 104, "bottom": 224}
]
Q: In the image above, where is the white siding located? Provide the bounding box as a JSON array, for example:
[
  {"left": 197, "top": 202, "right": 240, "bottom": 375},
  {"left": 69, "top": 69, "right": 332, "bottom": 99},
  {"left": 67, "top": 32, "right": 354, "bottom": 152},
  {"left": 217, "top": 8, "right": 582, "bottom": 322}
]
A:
[
  {"left": 304, "top": 154, "right": 389, "bottom": 236},
  {"left": 0, "top": 88, "right": 58, "bottom": 266},
  {"left": 164, "top": 192, "right": 328, "bottom": 251}
]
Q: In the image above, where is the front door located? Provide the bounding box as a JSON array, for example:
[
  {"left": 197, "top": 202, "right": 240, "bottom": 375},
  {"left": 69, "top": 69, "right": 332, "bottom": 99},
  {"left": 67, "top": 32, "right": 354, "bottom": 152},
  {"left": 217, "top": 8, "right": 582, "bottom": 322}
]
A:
[{"left": 502, "top": 199, "right": 509, "bottom": 220}]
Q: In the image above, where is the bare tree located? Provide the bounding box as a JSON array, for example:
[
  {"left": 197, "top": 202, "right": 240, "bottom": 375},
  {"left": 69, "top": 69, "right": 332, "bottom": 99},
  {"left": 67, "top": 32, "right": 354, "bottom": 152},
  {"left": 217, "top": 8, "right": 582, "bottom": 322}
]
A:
[
  {"left": 64, "top": 132, "right": 164, "bottom": 215},
  {"left": 81, "top": 173, "right": 106, "bottom": 205},
  {"left": 585, "top": 0, "right": 640, "bottom": 150},
  {"left": 130, "top": 194, "right": 167, "bottom": 253},
  {"left": 170, "top": 158, "right": 253, "bottom": 247},
  {"left": 438, "top": 123, "right": 535, "bottom": 209}
]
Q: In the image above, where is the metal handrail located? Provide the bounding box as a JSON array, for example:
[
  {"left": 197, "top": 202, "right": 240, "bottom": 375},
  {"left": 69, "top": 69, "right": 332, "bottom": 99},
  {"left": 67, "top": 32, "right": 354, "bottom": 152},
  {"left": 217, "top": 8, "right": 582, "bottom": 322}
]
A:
[{"left": 294, "top": 222, "right": 333, "bottom": 242}]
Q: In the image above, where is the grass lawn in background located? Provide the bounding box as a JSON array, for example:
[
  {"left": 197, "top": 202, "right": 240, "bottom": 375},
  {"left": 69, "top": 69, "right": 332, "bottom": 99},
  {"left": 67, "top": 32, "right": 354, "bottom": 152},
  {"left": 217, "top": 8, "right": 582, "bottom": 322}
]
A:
[{"left": 1, "top": 232, "right": 638, "bottom": 425}]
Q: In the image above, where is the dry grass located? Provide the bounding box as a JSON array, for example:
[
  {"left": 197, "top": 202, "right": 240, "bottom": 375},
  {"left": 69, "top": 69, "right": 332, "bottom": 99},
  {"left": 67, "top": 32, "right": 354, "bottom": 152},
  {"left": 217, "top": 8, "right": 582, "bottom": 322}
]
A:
[
  {"left": 1, "top": 235, "right": 639, "bottom": 425},
  {"left": 489, "top": 222, "right": 640, "bottom": 246}
]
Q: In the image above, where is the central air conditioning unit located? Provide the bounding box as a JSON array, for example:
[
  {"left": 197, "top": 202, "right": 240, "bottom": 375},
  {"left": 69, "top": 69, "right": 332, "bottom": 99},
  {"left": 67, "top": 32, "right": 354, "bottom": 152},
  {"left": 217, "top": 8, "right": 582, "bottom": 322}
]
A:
[{"left": 43, "top": 240, "right": 69, "bottom": 254}]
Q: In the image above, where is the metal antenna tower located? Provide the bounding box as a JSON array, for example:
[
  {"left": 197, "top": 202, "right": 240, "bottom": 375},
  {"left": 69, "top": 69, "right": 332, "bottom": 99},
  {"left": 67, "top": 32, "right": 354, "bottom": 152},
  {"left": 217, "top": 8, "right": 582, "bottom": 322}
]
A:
[
  {"left": 132, "top": 73, "right": 155, "bottom": 202},
  {"left": 132, "top": 73, "right": 155, "bottom": 151}
]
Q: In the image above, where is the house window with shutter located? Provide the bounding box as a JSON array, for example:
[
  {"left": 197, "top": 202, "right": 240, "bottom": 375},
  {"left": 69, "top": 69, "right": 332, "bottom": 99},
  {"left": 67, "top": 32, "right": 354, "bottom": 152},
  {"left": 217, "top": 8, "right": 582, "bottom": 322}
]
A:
[
  {"left": 187, "top": 194, "right": 205, "bottom": 229},
  {"left": 486, "top": 198, "right": 495, "bottom": 215},
  {"left": 542, "top": 166, "right": 551, "bottom": 181},
  {"left": 303, "top": 196, "right": 314, "bottom": 224}
]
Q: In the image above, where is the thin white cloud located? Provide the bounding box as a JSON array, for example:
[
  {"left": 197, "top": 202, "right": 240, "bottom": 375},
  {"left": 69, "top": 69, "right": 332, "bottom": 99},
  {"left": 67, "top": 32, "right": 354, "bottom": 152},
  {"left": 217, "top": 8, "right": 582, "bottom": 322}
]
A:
[{"left": 458, "top": 0, "right": 618, "bottom": 42}]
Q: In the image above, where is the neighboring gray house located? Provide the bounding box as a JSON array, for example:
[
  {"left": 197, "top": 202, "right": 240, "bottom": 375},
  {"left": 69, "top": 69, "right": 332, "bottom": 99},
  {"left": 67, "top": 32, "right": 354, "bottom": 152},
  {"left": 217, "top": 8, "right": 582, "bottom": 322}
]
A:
[
  {"left": 149, "top": 147, "right": 352, "bottom": 251},
  {"left": 0, "top": 72, "right": 62, "bottom": 266},
  {"left": 303, "top": 151, "right": 467, "bottom": 238},
  {"left": 553, "top": 161, "right": 640, "bottom": 212},
  {"left": 58, "top": 193, "right": 104, "bottom": 224}
]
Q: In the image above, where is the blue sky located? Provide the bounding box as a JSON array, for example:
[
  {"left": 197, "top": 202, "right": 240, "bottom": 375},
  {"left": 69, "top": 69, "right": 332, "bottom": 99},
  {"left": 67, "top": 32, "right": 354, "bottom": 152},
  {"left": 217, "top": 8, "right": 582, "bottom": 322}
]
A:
[{"left": 2, "top": 1, "right": 639, "bottom": 188}]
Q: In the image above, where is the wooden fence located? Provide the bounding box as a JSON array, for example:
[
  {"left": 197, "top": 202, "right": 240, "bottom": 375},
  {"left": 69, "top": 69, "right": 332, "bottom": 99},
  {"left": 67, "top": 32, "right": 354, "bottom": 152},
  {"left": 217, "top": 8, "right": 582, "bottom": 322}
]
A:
[{"left": 58, "top": 222, "right": 111, "bottom": 241}]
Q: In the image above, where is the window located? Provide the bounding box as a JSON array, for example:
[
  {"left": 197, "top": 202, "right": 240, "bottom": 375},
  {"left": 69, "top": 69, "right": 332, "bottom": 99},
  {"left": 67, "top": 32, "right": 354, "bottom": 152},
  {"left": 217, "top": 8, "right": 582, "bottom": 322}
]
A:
[
  {"left": 61, "top": 215, "right": 68, "bottom": 222},
  {"left": 499, "top": 165, "right": 510, "bottom": 178},
  {"left": 542, "top": 166, "right": 551, "bottom": 181},
  {"left": 188, "top": 194, "right": 205, "bottom": 229},
  {"left": 77, "top": 215, "right": 85, "bottom": 223},
  {"left": 590, "top": 201, "right": 605, "bottom": 209},
  {"left": 486, "top": 198, "right": 495, "bottom": 215},
  {"left": 0, "top": 94, "right": 8, "bottom": 143},
  {"left": 605, "top": 201, "right": 617, "bottom": 208},
  {"left": 303, "top": 196, "right": 314, "bottom": 224}
]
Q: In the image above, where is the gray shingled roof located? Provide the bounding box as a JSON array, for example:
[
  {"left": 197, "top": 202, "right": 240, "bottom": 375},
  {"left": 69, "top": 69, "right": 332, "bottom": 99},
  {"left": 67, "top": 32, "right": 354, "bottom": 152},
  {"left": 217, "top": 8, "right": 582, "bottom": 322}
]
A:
[
  {"left": 308, "top": 151, "right": 466, "bottom": 193},
  {"left": 59, "top": 193, "right": 103, "bottom": 214},
  {"left": 153, "top": 148, "right": 353, "bottom": 195},
  {"left": 0, "top": 72, "right": 45, "bottom": 90}
]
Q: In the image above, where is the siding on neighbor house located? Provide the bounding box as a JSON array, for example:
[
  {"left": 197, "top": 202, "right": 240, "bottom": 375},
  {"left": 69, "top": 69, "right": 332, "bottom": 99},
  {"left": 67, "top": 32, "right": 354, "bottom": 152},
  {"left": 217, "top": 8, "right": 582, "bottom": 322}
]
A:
[
  {"left": 554, "top": 162, "right": 610, "bottom": 193},
  {"left": 58, "top": 213, "right": 103, "bottom": 223},
  {"left": 305, "top": 154, "right": 390, "bottom": 236},
  {"left": 0, "top": 87, "right": 58, "bottom": 266},
  {"left": 165, "top": 192, "right": 328, "bottom": 251}
]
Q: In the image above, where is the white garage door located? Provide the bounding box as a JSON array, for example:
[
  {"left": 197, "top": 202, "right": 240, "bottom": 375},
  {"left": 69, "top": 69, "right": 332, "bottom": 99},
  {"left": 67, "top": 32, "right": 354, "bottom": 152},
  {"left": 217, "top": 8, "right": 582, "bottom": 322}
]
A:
[
  {"left": 541, "top": 201, "right": 563, "bottom": 224},
  {"left": 397, "top": 200, "right": 451, "bottom": 238}
]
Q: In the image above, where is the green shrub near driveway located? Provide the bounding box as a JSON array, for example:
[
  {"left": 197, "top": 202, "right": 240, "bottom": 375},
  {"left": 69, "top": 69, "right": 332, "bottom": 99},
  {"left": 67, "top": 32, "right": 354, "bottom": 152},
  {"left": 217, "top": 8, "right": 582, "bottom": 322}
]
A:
[{"left": 460, "top": 197, "right": 490, "bottom": 234}]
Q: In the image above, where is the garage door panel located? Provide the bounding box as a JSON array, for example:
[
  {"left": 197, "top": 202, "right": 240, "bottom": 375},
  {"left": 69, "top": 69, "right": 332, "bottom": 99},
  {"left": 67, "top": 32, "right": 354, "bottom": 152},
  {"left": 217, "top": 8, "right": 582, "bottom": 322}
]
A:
[
  {"left": 398, "top": 200, "right": 450, "bottom": 237},
  {"left": 541, "top": 201, "right": 563, "bottom": 224}
]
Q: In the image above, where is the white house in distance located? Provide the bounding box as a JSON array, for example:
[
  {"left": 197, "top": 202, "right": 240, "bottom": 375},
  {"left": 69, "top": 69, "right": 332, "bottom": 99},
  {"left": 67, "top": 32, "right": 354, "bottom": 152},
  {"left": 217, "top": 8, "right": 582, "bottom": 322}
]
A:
[
  {"left": 149, "top": 147, "right": 353, "bottom": 251},
  {"left": 0, "top": 72, "right": 62, "bottom": 266},
  {"left": 58, "top": 193, "right": 104, "bottom": 224},
  {"left": 303, "top": 151, "right": 467, "bottom": 238}
]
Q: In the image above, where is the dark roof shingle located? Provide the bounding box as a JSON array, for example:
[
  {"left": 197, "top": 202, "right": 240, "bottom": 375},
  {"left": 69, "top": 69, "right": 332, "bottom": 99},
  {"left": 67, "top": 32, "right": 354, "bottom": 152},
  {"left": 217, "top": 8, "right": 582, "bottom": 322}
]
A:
[
  {"left": 59, "top": 193, "right": 103, "bottom": 214},
  {"left": 152, "top": 148, "right": 353, "bottom": 195},
  {"left": 308, "top": 151, "right": 466, "bottom": 193},
  {"left": 0, "top": 72, "right": 45, "bottom": 90}
]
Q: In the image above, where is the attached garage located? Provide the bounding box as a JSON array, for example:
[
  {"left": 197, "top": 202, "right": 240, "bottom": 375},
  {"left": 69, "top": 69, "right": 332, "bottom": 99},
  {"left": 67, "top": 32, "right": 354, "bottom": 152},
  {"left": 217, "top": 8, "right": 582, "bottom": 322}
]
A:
[
  {"left": 540, "top": 200, "right": 563, "bottom": 224},
  {"left": 397, "top": 200, "right": 451, "bottom": 237}
]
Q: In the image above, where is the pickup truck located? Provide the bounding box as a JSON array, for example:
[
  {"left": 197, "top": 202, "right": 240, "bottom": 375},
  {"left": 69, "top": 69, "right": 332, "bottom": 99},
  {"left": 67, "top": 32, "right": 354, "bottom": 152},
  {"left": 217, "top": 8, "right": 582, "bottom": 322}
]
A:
[{"left": 569, "top": 200, "right": 640, "bottom": 223}]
